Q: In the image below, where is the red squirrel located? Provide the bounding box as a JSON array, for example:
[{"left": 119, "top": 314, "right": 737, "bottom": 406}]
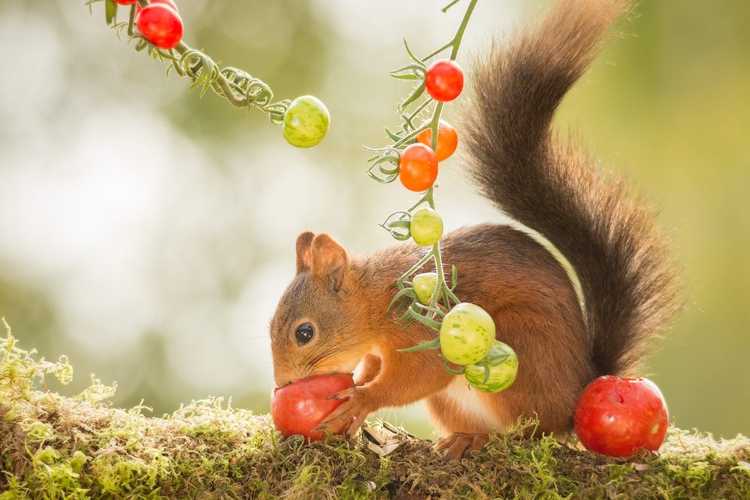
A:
[{"left": 269, "top": 0, "right": 679, "bottom": 458}]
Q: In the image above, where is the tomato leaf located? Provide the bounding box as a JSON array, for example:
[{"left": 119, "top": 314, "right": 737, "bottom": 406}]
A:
[
  {"left": 407, "top": 308, "right": 442, "bottom": 331},
  {"left": 399, "top": 83, "right": 426, "bottom": 112},
  {"left": 402, "top": 38, "right": 426, "bottom": 66},
  {"left": 105, "top": 0, "right": 117, "bottom": 26},
  {"left": 441, "top": 358, "right": 465, "bottom": 375},
  {"left": 390, "top": 64, "right": 425, "bottom": 81},
  {"left": 482, "top": 365, "right": 491, "bottom": 384},
  {"left": 385, "top": 128, "right": 402, "bottom": 142},
  {"left": 398, "top": 337, "right": 440, "bottom": 353},
  {"left": 387, "top": 287, "right": 416, "bottom": 311}
]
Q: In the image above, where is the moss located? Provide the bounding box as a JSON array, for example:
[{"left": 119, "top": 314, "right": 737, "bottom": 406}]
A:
[{"left": 1, "top": 326, "right": 749, "bottom": 499}]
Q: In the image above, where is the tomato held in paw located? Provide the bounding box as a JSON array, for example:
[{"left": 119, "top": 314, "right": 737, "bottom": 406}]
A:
[
  {"left": 136, "top": 4, "right": 183, "bottom": 50},
  {"left": 283, "top": 96, "right": 330, "bottom": 148},
  {"left": 425, "top": 59, "right": 464, "bottom": 102},
  {"left": 574, "top": 376, "right": 669, "bottom": 458},
  {"left": 399, "top": 143, "right": 438, "bottom": 192},
  {"left": 272, "top": 373, "right": 354, "bottom": 441},
  {"left": 416, "top": 120, "right": 459, "bottom": 161},
  {"left": 410, "top": 208, "right": 443, "bottom": 247},
  {"left": 412, "top": 272, "right": 438, "bottom": 305},
  {"left": 464, "top": 340, "right": 518, "bottom": 392},
  {"left": 440, "top": 303, "right": 495, "bottom": 365}
]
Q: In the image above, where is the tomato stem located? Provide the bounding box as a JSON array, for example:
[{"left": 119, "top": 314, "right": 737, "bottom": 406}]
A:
[
  {"left": 371, "top": 0, "right": 480, "bottom": 350},
  {"left": 92, "top": 0, "right": 291, "bottom": 123}
]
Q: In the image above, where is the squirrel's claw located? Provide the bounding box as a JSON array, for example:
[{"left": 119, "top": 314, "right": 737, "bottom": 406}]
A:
[
  {"left": 434, "top": 432, "right": 488, "bottom": 460},
  {"left": 316, "top": 387, "right": 373, "bottom": 436},
  {"left": 327, "top": 387, "right": 355, "bottom": 401}
]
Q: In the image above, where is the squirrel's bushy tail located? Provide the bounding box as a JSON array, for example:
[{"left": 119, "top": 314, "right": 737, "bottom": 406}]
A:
[{"left": 464, "top": 0, "right": 680, "bottom": 376}]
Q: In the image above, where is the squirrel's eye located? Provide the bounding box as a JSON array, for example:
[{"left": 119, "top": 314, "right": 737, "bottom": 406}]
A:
[{"left": 294, "top": 322, "right": 315, "bottom": 345}]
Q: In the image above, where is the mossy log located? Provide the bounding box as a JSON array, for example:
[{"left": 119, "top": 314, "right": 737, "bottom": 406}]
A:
[{"left": 1, "top": 330, "right": 749, "bottom": 499}]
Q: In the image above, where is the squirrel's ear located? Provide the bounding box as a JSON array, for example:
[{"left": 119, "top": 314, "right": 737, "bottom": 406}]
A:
[
  {"left": 295, "top": 231, "right": 315, "bottom": 274},
  {"left": 310, "top": 234, "right": 349, "bottom": 292}
]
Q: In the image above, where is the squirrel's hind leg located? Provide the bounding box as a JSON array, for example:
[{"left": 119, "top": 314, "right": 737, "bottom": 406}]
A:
[{"left": 426, "top": 381, "right": 511, "bottom": 458}]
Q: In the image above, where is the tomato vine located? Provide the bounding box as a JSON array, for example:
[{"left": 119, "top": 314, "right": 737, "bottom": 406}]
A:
[
  {"left": 87, "top": 0, "right": 329, "bottom": 147},
  {"left": 368, "top": 0, "right": 518, "bottom": 392}
]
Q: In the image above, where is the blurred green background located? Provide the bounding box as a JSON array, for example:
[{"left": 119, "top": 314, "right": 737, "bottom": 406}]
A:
[{"left": 0, "top": 1, "right": 747, "bottom": 439}]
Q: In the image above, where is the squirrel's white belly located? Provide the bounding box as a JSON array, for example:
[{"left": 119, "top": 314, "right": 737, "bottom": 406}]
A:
[{"left": 441, "top": 377, "right": 506, "bottom": 431}]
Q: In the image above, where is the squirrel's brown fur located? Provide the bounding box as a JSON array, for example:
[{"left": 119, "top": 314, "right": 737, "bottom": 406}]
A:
[{"left": 269, "top": 0, "right": 679, "bottom": 456}]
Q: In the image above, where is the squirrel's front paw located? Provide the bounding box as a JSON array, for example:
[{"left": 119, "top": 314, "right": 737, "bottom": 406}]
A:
[{"left": 315, "top": 387, "right": 375, "bottom": 437}]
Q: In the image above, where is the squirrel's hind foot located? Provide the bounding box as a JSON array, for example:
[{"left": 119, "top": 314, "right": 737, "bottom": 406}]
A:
[{"left": 434, "top": 432, "right": 489, "bottom": 460}]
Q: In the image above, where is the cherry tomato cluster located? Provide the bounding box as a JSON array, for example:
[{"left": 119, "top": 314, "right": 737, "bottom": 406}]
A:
[
  {"left": 397, "top": 70, "right": 462, "bottom": 193},
  {"left": 363, "top": 2, "right": 519, "bottom": 396}
]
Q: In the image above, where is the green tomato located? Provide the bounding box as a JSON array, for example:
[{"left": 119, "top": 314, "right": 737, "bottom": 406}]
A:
[
  {"left": 439, "top": 303, "right": 495, "bottom": 365},
  {"left": 464, "top": 340, "right": 518, "bottom": 393},
  {"left": 410, "top": 208, "right": 443, "bottom": 247},
  {"left": 413, "top": 272, "right": 438, "bottom": 305},
  {"left": 283, "top": 95, "right": 330, "bottom": 148}
]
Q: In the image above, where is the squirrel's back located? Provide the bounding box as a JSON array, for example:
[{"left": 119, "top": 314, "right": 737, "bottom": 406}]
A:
[{"left": 463, "top": 0, "right": 680, "bottom": 377}]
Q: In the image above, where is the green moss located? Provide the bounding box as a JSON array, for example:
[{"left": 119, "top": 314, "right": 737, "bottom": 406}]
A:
[{"left": 1, "top": 326, "right": 749, "bottom": 499}]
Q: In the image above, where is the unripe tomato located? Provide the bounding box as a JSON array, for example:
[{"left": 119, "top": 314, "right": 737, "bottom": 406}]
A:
[
  {"left": 399, "top": 143, "right": 438, "bottom": 192},
  {"left": 283, "top": 95, "right": 330, "bottom": 148},
  {"left": 413, "top": 272, "right": 438, "bottom": 304},
  {"left": 439, "top": 303, "right": 495, "bottom": 365},
  {"left": 410, "top": 208, "right": 443, "bottom": 247},
  {"left": 574, "top": 376, "right": 669, "bottom": 457},
  {"left": 271, "top": 373, "right": 354, "bottom": 441},
  {"left": 464, "top": 340, "right": 518, "bottom": 392},
  {"left": 136, "top": 4, "right": 183, "bottom": 50},
  {"left": 425, "top": 59, "right": 464, "bottom": 102},
  {"left": 416, "top": 120, "right": 458, "bottom": 161},
  {"left": 137, "top": 0, "right": 179, "bottom": 14}
]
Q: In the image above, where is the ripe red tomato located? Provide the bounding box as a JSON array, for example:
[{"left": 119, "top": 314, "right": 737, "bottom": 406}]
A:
[
  {"left": 115, "top": 0, "right": 137, "bottom": 5},
  {"left": 271, "top": 373, "right": 354, "bottom": 441},
  {"left": 425, "top": 59, "right": 464, "bottom": 102},
  {"left": 417, "top": 120, "right": 458, "bottom": 161},
  {"left": 574, "top": 376, "right": 669, "bottom": 457},
  {"left": 136, "top": 0, "right": 179, "bottom": 14},
  {"left": 399, "top": 143, "right": 438, "bottom": 192},
  {"left": 136, "top": 4, "right": 183, "bottom": 50}
]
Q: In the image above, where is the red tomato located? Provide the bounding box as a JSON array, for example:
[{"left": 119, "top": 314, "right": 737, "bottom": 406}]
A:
[
  {"left": 574, "top": 376, "right": 669, "bottom": 457},
  {"left": 416, "top": 120, "right": 459, "bottom": 161},
  {"left": 271, "top": 373, "right": 354, "bottom": 441},
  {"left": 115, "top": 0, "right": 137, "bottom": 5},
  {"left": 136, "top": 4, "right": 183, "bottom": 50},
  {"left": 425, "top": 59, "right": 464, "bottom": 102},
  {"left": 399, "top": 143, "right": 438, "bottom": 192},
  {"left": 137, "top": 0, "right": 179, "bottom": 14}
]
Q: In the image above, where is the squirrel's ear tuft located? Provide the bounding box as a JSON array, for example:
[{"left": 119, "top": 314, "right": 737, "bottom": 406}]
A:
[
  {"left": 295, "top": 231, "right": 315, "bottom": 274},
  {"left": 310, "top": 234, "right": 350, "bottom": 291}
]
